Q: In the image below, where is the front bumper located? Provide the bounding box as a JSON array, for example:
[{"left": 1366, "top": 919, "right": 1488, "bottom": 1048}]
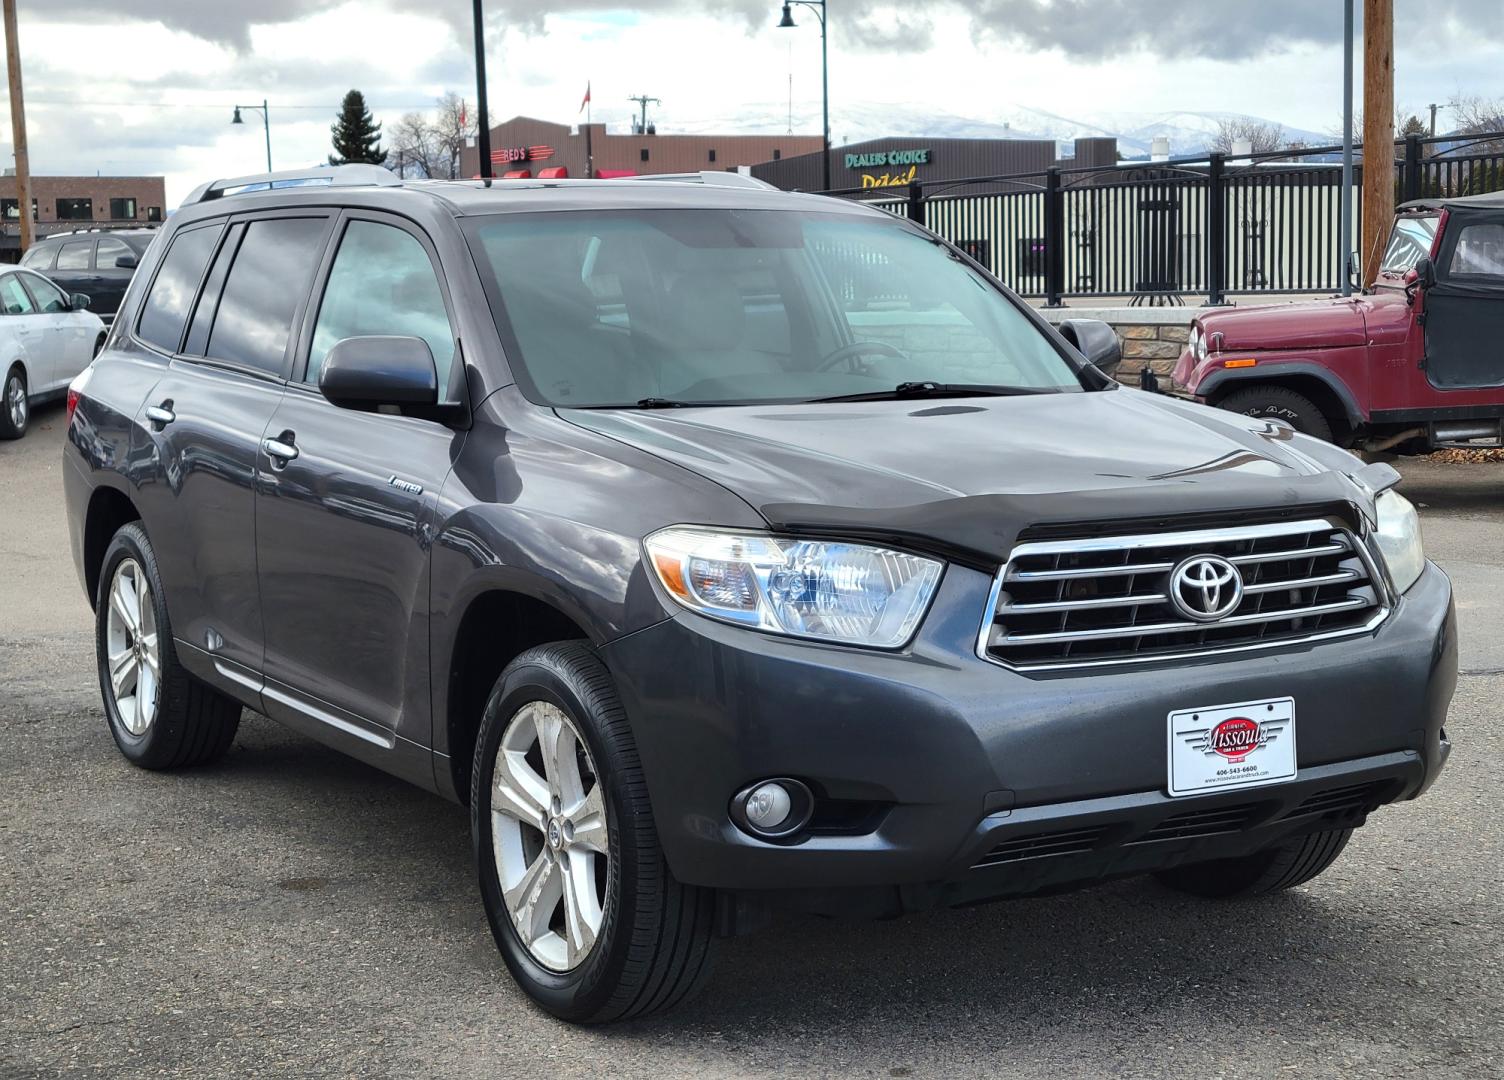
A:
[{"left": 601, "top": 560, "right": 1456, "bottom": 907}]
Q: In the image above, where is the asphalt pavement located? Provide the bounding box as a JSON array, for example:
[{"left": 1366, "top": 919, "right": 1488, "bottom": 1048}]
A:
[{"left": 2, "top": 400, "right": 1502, "bottom": 1079}]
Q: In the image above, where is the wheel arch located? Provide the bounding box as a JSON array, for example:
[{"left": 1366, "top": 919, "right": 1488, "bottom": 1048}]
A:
[
  {"left": 440, "top": 586, "right": 595, "bottom": 805},
  {"left": 1200, "top": 365, "right": 1364, "bottom": 442},
  {"left": 82, "top": 485, "right": 143, "bottom": 609}
]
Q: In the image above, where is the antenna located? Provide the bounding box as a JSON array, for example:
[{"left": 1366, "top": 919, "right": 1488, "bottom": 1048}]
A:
[{"left": 627, "top": 94, "right": 660, "bottom": 136}]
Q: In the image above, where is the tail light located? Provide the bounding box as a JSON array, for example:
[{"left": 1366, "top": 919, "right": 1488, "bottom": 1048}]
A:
[{"left": 66, "top": 365, "right": 93, "bottom": 426}]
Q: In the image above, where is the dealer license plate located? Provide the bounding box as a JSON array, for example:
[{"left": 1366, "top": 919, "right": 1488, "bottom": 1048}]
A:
[{"left": 1167, "top": 697, "right": 1296, "bottom": 798}]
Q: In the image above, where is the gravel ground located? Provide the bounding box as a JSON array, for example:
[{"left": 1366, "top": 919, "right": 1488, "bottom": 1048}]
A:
[{"left": 2, "top": 402, "right": 1502, "bottom": 1079}]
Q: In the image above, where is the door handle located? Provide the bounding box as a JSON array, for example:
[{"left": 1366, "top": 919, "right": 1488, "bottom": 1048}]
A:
[
  {"left": 145, "top": 403, "right": 175, "bottom": 427},
  {"left": 262, "top": 435, "right": 299, "bottom": 466}
]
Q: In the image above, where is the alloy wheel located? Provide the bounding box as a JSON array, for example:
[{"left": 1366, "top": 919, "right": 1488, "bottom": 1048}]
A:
[
  {"left": 5, "top": 375, "right": 24, "bottom": 431},
  {"left": 490, "top": 701, "right": 609, "bottom": 972},
  {"left": 104, "top": 558, "right": 160, "bottom": 736}
]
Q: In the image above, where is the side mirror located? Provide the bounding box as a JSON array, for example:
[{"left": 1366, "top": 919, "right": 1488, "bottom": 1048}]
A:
[
  {"left": 69, "top": 292, "right": 91, "bottom": 312},
  {"left": 318, "top": 335, "right": 439, "bottom": 411},
  {"left": 1413, "top": 255, "right": 1436, "bottom": 291},
  {"left": 114, "top": 254, "right": 138, "bottom": 269},
  {"left": 1057, "top": 318, "right": 1122, "bottom": 378}
]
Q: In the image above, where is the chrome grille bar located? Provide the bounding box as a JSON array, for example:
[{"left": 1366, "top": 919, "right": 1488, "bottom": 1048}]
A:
[{"left": 979, "top": 517, "right": 1388, "bottom": 670}]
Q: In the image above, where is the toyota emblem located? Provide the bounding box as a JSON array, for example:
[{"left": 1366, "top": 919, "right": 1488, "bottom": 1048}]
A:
[{"left": 1169, "top": 554, "right": 1243, "bottom": 622}]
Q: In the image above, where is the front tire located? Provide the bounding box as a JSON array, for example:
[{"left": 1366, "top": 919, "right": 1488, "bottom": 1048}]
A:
[
  {"left": 0, "top": 364, "right": 27, "bottom": 440},
  {"left": 1154, "top": 828, "right": 1353, "bottom": 899},
  {"left": 95, "top": 523, "right": 241, "bottom": 769},
  {"left": 471, "top": 642, "right": 716, "bottom": 1023},
  {"left": 1217, "top": 385, "right": 1334, "bottom": 442}
]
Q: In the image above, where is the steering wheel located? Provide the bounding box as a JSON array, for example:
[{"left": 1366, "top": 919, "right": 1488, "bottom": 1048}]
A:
[{"left": 815, "top": 339, "right": 908, "bottom": 373}]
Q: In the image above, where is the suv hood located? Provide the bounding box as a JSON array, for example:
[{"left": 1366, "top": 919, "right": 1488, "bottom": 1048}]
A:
[
  {"left": 1200, "top": 297, "right": 1367, "bottom": 351},
  {"left": 561, "top": 390, "right": 1371, "bottom": 563}
]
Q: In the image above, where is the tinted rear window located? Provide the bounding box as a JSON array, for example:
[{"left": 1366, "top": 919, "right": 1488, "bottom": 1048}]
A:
[
  {"left": 138, "top": 224, "right": 223, "bottom": 353},
  {"left": 56, "top": 241, "right": 92, "bottom": 271},
  {"left": 204, "top": 217, "right": 328, "bottom": 376}
]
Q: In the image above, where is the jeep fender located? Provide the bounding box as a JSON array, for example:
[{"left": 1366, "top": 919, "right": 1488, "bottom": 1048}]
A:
[{"left": 1196, "top": 362, "right": 1366, "bottom": 429}]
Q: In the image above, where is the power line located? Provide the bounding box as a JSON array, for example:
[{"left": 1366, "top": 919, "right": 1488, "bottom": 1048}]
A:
[{"left": 3, "top": 98, "right": 439, "bottom": 110}]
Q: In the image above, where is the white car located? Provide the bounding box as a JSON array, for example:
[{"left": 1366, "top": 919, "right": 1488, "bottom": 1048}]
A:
[{"left": 0, "top": 265, "right": 106, "bottom": 439}]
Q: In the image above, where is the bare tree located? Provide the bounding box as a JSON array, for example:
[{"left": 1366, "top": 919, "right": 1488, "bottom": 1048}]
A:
[
  {"left": 385, "top": 93, "right": 477, "bottom": 180},
  {"left": 1210, "top": 117, "right": 1285, "bottom": 156},
  {"left": 432, "top": 92, "right": 476, "bottom": 180},
  {"left": 1448, "top": 95, "right": 1504, "bottom": 149},
  {"left": 389, "top": 111, "right": 442, "bottom": 179}
]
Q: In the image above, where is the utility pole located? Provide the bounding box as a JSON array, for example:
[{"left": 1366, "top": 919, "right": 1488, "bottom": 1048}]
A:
[
  {"left": 1339, "top": 0, "right": 1355, "bottom": 296},
  {"left": 1428, "top": 102, "right": 1438, "bottom": 137},
  {"left": 3, "top": 0, "right": 34, "bottom": 255},
  {"left": 472, "top": 0, "right": 492, "bottom": 179},
  {"left": 627, "top": 94, "right": 659, "bottom": 135},
  {"left": 1360, "top": 0, "right": 1394, "bottom": 288}
]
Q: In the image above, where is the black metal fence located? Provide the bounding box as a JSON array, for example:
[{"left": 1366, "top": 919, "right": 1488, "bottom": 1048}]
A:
[{"left": 820, "top": 132, "right": 1504, "bottom": 305}]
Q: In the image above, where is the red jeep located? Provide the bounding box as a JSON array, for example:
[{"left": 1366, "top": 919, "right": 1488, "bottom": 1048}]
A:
[{"left": 1174, "top": 190, "right": 1504, "bottom": 453}]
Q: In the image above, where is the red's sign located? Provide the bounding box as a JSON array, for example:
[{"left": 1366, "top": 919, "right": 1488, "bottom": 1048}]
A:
[{"left": 491, "top": 145, "right": 555, "bottom": 165}]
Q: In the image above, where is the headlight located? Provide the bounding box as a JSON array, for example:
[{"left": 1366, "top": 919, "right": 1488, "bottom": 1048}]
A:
[
  {"left": 1190, "top": 325, "right": 1207, "bottom": 361},
  {"left": 1374, "top": 491, "right": 1424, "bottom": 594},
  {"left": 644, "top": 527, "right": 943, "bottom": 648}
]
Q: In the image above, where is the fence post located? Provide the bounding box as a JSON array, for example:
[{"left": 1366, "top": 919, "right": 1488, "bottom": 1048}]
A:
[
  {"left": 1044, "top": 167, "right": 1064, "bottom": 307},
  {"left": 1403, "top": 134, "right": 1423, "bottom": 202},
  {"left": 1205, "top": 152, "right": 1227, "bottom": 305},
  {"left": 906, "top": 181, "right": 925, "bottom": 227}
]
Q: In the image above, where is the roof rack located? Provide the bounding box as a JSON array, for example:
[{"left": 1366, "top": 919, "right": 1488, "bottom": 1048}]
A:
[
  {"left": 180, "top": 164, "right": 400, "bottom": 207},
  {"left": 620, "top": 171, "right": 774, "bottom": 190}
]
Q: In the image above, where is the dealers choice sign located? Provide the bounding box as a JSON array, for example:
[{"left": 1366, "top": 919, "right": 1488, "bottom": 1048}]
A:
[{"left": 845, "top": 148, "right": 933, "bottom": 188}]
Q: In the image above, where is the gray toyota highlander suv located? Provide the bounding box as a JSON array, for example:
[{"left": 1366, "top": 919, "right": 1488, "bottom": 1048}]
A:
[{"left": 63, "top": 165, "right": 1456, "bottom": 1023}]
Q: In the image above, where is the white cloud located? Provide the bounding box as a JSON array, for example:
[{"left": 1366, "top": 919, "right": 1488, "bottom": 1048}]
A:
[{"left": 0, "top": 2, "right": 1498, "bottom": 205}]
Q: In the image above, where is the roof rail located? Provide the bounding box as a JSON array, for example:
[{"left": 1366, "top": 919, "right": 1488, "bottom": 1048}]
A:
[
  {"left": 180, "top": 164, "right": 400, "bottom": 207},
  {"left": 621, "top": 170, "right": 775, "bottom": 190}
]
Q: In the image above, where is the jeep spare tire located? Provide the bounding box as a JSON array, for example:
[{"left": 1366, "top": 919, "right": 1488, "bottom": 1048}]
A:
[{"left": 1217, "top": 385, "right": 1333, "bottom": 442}]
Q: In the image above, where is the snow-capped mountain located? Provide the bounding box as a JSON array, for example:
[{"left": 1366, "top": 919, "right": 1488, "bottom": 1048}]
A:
[{"left": 633, "top": 102, "right": 1326, "bottom": 159}]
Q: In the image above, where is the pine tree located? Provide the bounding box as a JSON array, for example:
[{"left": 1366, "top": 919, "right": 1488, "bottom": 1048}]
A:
[{"left": 329, "top": 89, "right": 387, "bottom": 166}]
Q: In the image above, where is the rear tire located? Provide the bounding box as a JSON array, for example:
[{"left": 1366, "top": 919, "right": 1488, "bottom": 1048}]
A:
[
  {"left": 1154, "top": 828, "right": 1353, "bottom": 899},
  {"left": 0, "top": 364, "right": 27, "bottom": 440},
  {"left": 95, "top": 522, "right": 241, "bottom": 769},
  {"left": 471, "top": 641, "right": 716, "bottom": 1023},
  {"left": 1218, "top": 385, "right": 1333, "bottom": 442}
]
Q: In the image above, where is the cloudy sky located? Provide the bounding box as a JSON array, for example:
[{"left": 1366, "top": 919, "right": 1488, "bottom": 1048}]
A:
[{"left": 5, "top": 0, "right": 1502, "bottom": 204}]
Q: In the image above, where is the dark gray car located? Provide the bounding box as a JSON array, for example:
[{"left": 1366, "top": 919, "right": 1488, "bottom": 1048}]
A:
[
  {"left": 62, "top": 166, "right": 1456, "bottom": 1024},
  {"left": 20, "top": 228, "right": 155, "bottom": 319}
]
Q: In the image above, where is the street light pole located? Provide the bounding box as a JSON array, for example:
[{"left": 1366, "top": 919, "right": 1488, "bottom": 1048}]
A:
[
  {"left": 231, "top": 101, "right": 273, "bottom": 172},
  {"left": 779, "top": 1, "right": 830, "bottom": 191}
]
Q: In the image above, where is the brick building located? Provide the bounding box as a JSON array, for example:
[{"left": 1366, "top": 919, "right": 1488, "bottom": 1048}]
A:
[
  {"left": 458, "top": 116, "right": 824, "bottom": 180},
  {"left": 0, "top": 174, "right": 167, "bottom": 262}
]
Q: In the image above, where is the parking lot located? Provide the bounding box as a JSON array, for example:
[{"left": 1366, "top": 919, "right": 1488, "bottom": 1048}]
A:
[{"left": 2, "top": 400, "right": 1502, "bottom": 1079}]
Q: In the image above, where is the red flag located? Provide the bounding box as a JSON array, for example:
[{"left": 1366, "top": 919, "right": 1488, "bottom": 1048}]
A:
[{"left": 579, "top": 82, "right": 591, "bottom": 114}]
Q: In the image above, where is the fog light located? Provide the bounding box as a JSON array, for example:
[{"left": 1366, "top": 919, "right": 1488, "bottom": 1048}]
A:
[
  {"left": 744, "top": 783, "right": 792, "bottom": 830},
  {"left": 730, "top": 777, "right": 813, "bottom": 840}
]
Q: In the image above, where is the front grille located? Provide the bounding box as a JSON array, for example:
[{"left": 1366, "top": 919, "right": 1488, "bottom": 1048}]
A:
[
  {"left": 1127, "top": 802, "right": 1261, "bottom": 844},
  {"left": 1283, "top": 781, "right": 1388, "bottom": 823},
  {"left": 973, "top": 826, "right": 1106, "bottom": 867},
  {"left": 980, "top": 518, "right": 1387, "bottom": 669}
]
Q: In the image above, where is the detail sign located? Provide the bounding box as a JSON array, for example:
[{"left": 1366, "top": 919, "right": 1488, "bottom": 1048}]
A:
[{"left": 491, "top": 145, "right": 556, "bottom": 165}]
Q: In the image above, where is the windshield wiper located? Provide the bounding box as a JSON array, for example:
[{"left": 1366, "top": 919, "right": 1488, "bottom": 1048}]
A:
[
  {"left": 633, "top": 397, "right": 692, "bottom": 409},
  {"left": 810, "top": 381, "right": 1048, "bottom": 404}
]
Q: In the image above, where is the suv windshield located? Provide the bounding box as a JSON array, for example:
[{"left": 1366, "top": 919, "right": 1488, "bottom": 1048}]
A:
[
  {"left": 1380, "top": 213, "right": 1439, "bottom": 275},
  {"left": 465, "top": 208, "right": 1085, "bottom": 407}
]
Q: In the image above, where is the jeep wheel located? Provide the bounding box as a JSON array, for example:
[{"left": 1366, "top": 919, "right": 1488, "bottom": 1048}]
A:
[
  {"left": 96, "top": 523, "right": 242, "bottom": 768},
  {"left": 1217, "top": 385, "right": 1333, "bottom": 442},
  {"left": 1, "top": 364, "right": 27, "bottom": 440},
  {"left": 471, "top": 642, "right": 716, "bottom": 1023},
  {"left": 1154, "top": 827, "right": 1353, "bottom": 899}
]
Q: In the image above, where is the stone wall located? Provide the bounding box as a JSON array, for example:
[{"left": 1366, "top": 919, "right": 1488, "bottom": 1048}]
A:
[{"left": 1034, "top": 306, "right": 1196, "bottom": 386}]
